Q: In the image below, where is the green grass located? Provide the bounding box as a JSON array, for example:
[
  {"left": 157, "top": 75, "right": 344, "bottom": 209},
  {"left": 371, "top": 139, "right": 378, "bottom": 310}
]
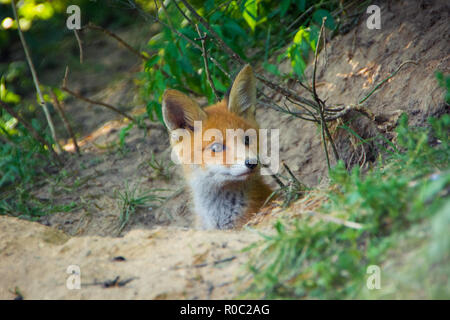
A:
[
  {"left": 243, "top": 113, "right": 449, "bottom": 299},
  {"left": 0, "top": 185, "right": 77, "bottom": 220},
  {"left": 139, "top": 152, "right": 175, "bottom": 181},
  {"left": 115, "top": 181, "right": 167, "bottom": 233}
]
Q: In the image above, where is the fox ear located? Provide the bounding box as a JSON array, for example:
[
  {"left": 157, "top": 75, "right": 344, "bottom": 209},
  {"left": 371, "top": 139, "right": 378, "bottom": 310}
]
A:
[
  {"left": 227, "top": 64, "right": 256, "bottom": 120},
  {"left": 162, "top": 89, "right": 206, "bottom": 131}
]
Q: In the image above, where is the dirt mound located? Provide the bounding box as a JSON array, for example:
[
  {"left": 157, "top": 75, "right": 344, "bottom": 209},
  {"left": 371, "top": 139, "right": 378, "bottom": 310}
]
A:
[
  {"left": 1, "top": 0, "right": 448, "bottom": 299},
  {"left": 0, "top": 215, "right": 259, "bottom": 299}
]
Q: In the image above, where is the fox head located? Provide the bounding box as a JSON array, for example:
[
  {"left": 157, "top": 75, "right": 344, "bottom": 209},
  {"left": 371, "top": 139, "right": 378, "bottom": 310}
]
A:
[{"left": 162, "top": 64, "right": 262, "bottom": 186}]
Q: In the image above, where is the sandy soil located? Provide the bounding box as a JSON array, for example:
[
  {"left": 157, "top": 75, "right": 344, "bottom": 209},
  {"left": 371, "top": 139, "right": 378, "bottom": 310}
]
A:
[{"left": 0, "top": 0, "right": 448, "bottom": 299}]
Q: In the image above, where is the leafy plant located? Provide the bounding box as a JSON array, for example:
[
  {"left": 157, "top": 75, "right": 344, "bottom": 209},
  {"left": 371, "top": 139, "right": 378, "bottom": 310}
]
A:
[
  {"left": 140, "top": 152, "right": 175, "bottom": 180},
  {"left": 138, "top": 0, "right": 343, "bottom": 124},
  {"left": 244, "top": 114, "right": 450, "bottom": 299}
]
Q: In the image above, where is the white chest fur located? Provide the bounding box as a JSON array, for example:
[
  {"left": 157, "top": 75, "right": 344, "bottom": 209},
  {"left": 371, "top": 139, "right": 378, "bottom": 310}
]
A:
[{"left": 188, "top": 176, "right": 248, "bottom": 230}]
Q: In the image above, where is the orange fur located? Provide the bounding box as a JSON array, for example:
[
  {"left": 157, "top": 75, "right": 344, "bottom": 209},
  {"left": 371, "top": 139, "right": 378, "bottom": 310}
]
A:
[{"left": 162, "top": 65, "right": 272, "bottom": 229}]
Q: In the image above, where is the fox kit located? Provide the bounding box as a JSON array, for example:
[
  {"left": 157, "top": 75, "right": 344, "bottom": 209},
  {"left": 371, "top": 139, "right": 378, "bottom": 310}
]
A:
[{"left": 162, "top": 65, "right": 272, "bottom": 229}]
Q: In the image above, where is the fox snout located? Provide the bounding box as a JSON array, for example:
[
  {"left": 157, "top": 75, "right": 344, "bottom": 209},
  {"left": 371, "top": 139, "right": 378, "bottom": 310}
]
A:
[{"left": 245, "top": 158, "right": 258, "bottom": 170}]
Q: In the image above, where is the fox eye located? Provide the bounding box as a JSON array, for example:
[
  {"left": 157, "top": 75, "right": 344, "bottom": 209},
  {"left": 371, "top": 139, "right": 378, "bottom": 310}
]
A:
[
  {"left": 244, "top": 135, "right": 250, "bottom": 146},
  {"left": 210, "top": 143, "right": 224, "bottom": 153}
]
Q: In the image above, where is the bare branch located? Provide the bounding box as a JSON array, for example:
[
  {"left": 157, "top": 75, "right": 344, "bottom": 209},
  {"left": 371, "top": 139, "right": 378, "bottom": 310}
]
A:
[
  {"left": 50, "top": 90, "right": 81, "bottom": 155},
  {"left": 11, "top": 0, "right": 61, "bottom": 153},
  {"left": 195, "top": 24, "right": 220, "bottom": 101},
  {"left": 84, "top": 22, "right": 149, "bottom": 60},
  {"left": 358, "top": 60, "right": 418, "bottom": 104},
  {"left": 61, "top": 67, "right": 162, "bottom": 130},
  {"left": 313, "top": 17, "right": 340, "bottom": 167},
  {"left": 179, "top": 0, "right": 245, "bottom": 65},
  {"left": 74, "top": 29, "right": 83, "bottom": 64}
]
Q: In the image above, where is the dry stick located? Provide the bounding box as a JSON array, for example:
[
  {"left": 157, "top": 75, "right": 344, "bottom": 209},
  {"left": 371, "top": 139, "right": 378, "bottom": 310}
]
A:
[
  {"left": 82, "top": 21, "right": 171, "bottom": 80},
  {"left": 155, "top": 9, "right": 231, "bottom": 79},
  {"left": 61, "top": 67, "right": 136, "bottom": 123},
  {"left": 304, "top": 211, "right": 363, "bottom": 230},
  {"left": 173, "top": 0, "right": 193, "bottom": 24},
  {"left": 61, "top": 67, "right": 161, "bottom": 130},
  {"left": 286, "top": 4, "right": 315, "bottom": 31},
  {"left": 126, "top": 0, "right": 231, "bottom": 79},
  {"left": 179, "top": 0, "right": 246, "bottom": 65},
  {"left": 313, "top": 17, "right": 340, "bottom": 168},
  {"left": 85, "top": 22, "right": 149, "bottom": 60},
  {"left": 0, "top": 100, "right": 60, "bottom": 164},
  {"left": 177, "top": 0, "right": 321, "bottom": 110},
  {"left": 195, "top": 24, "right": 220, "bottom": 101},
  {"left": 257, "top": 75, "right": 320, "bottom": 110},
  {"left": 74, "top": 29, "right": 83, "bottom": 64},
  {"left": 11, "top": 0, "right": 62, "bottom": 154},
  {"left": 282, "top": 161, "right": 303, "bottom": 187},
  {"left": 358, "top": 60, "right": 418, "bottom": 104},
  {"left": 325, "top": 60, "right": 418, "bottom": 122},
  {"left": 50, "top": 90, "right": 81, "bottom": 155}
]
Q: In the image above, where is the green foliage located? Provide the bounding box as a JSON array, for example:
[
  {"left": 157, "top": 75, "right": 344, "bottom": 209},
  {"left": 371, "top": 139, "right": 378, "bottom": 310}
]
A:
[
  {"left": 245, "top": 114, "right": 450, "bottom": 299},
  {"left": 0, "top": 179, "right": 77, "bottom": 219},
  {"left": 0, "top": 112, "right": 51, "bottom": 188},
  {"left": 0, "top": 0, "right": 147, "bottom": 195},
  {"left": 139, "top": 0, "right": 341, "bottom": 124},
  {"left": 118, "top": 122, "right": 134, "bottom": 154}
]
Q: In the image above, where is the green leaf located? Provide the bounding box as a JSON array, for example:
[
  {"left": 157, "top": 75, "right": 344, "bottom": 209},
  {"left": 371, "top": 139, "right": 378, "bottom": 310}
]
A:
[
  {"left": 145, "top": 55, "right": 160, "bottom": 70},
  {"left": 280, "top": 0, "right": 291, "bottom": 17},
  {"left": 295, "top": 0, "right": 306, "bottom": 11},
  {"left": 263, "top": 62, "right": 280, "bottom": 76},
  {"left": 312, "top": 9, "right": 336, "bottom": 30},
  {"left": 243, "top": 0, "right": 258, "bottom": 31},
  {"left": 146, "top": 101, "right": 164, "bottom": 125},
  {"left": 119, "top": 123, "right": 134, "bottom": 150}
]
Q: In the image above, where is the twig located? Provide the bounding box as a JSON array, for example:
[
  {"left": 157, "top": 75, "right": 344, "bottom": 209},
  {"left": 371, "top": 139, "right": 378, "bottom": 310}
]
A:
[
  {"left": 261, "top": 163, "right": 285, "bottom": 187},
  {"left": 83, "top": 21, "right": 171, "bottom": 79},
  {"left": 61, "top": 67, "right": 136, "bottom": 123},
  {"left": 0, "top": 100, "right": 60, "bottom": 164},
  {"left": 304, "top": 211, "right": 364, "bottom": 229},
  {"left": 127, "top": 0, "right": 231, "bottom": 79},
  {"left": 11, "top": 0, "right": 61, "bottom": 153},
  {"left": 193, "top": 256, "right": 237, "bottom": 268},
  {"left": 282, "top": 161, "right": 303, "bottom": 186},
  {"left": 358, "top": 60, "right": 418, "bottom": 104},
  {"left": 73, "top": 29, "right": 83, "bottom": 64},
  {"left": 84, "top": 22, "right": 149, "bottom": 60},
  {"left": 195, "top": 24, "right": 220, "bottom": 101},
  {"left": 286, "top": 5, "right": 315, "bottom": 30},
  {"left": 50, "top": 90, "right": 81, "bottom": 155},
  {"left": 173, "top": 0, "right": 192, "bottom": 24},
  {"left": 61, "top": 67, "right": 161, "bottom": 130},
  {"left": 256, "top": 74, "right": 320, "bottom": 110},
  {"left": 180, "top": 0, "right": 245, "bottom": 65},
  {"left": 313, "top": 17, "right": 340, "bottom": 167},
  {"left": 176, "top": 0, "right": 321, "bottom": 111}
]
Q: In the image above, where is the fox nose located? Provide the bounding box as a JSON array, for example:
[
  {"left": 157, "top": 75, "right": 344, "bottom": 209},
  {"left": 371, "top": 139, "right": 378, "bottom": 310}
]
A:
[{"left": 245, "top": 158, "right": 258, "bottom": 170}]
